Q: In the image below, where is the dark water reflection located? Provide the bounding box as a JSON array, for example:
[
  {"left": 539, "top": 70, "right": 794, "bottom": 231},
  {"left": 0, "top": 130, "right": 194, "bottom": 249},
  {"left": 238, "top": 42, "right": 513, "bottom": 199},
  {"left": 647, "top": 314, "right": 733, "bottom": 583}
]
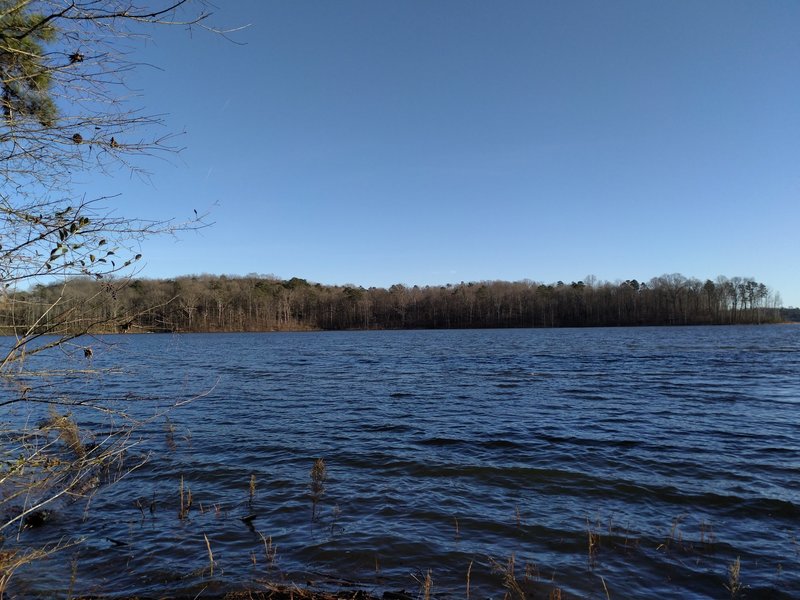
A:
[{"left": 3, "top": 326, "right": 799, "bottom": 598}]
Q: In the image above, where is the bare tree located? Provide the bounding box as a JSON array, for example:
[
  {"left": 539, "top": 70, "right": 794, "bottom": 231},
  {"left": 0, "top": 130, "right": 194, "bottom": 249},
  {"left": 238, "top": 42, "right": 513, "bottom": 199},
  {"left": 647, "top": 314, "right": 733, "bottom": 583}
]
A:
[
  {"left": 1, "top": 2, "right": 231, "bottom": 594},
  {"left": 0, "top": 0, "right": 225, "bottom": 359}
]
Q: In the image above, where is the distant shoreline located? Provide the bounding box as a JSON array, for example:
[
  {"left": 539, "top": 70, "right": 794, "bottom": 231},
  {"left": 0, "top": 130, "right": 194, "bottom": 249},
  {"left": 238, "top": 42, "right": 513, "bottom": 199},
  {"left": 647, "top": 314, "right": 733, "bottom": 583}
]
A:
[
  {"left": 17, "top": 320, "right": 793, "bottom": 337},
  {"left": 7, "top": 273, "right": 794, "bottom": 336}
]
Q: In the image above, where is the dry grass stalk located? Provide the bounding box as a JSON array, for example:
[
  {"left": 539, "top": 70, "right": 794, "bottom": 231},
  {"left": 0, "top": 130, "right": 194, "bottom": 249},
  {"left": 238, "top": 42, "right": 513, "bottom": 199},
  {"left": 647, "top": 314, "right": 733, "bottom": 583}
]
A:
[
  {"left": 589, "top": 531, "right": 600, "bottom": 562},
  {"left": 259, "top": 531, "right": 277, "bottom": 569},
  {"left": 203, "top": 533, "right": 215, "bottom": 577},
  {"left": 621, "top": 522, "right": 640, "bottom": 553},
  {"left": 699, "top": 519, "right": 716, "bottom": 553},
  {"left": 309, "top": 458, "right": 327, "bottom": 520},
  {"left": 179, "top": 475, "right": 192, "bottom": 520},
  {"left": 725, "top": 556, "right": 743, "bottom": 599},
  {"left": 261, "top": 581, "right": 345, "bottom": 600},
  {"left": 659, "top": 514, "right": 686, "bottom": 551},
  {"left": 249, "top": 474, "right": 257, "bottom": 505},
  {"left": 1, "top": 540, "right": 79, "bottom": 600},
  {"left": 67, "top": 555, "right": 78, "bottom": 600},
  {"left": 490, "top": 554, "right": 526, "bottom": 600},
  {"left": 422, "top": 569, "right": 432, "bottom": 600},
  {"left": 42, "top": 410, "right": 86, "bottom": 458},
  {"left": 164, "top": 416, "right": 176, "bottom": 451},
  {"left": 601, "top": 576, "right": 611, "bottom": 599},
  {"left": 587, "top": 520, "right": 600, "bottom": 566},
  {"left": 0, "top": 549, "right": 20, "bottom": 599},
  {"left": 179, "top": 475, "right": 185, "bottom": 519},
  {"left": 548, "top": 589, "right": 562, "bottom": 600},
  {"left": 466, "top": 560, "right": 473, "bottom": 600}
]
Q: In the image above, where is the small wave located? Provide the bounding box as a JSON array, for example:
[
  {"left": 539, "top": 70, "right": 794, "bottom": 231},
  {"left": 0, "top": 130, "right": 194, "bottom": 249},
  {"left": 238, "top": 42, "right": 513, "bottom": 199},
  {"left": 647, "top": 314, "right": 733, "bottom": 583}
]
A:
[
  {"left": 361, "top": 423, "right": 415, "bottom": 434},
  {"left": 416, "top": 436, "right": 464, "bottom": 447},
  {"left": 477, "top": 438, "right": 526, "bottom": 450}
]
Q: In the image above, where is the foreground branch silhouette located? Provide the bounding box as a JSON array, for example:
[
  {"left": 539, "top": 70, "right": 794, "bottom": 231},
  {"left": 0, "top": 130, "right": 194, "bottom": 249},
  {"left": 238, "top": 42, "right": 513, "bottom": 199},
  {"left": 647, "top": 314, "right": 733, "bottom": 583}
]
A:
[{"left": 0, "top": 2, "right": 229, "bottom": 594}]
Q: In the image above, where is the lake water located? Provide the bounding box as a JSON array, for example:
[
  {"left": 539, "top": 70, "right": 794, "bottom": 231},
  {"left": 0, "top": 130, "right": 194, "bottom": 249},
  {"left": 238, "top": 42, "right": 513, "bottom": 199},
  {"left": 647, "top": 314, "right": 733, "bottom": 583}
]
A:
[{"left": 3, "top": 326, "right": 799, "bottom": 598}]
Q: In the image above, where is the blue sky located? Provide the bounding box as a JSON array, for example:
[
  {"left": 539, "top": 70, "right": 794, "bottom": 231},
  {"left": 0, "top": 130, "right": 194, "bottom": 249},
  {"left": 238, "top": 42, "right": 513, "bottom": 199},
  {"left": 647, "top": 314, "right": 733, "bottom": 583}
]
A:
[{"left": 81, "top": 1, "right": 800, "bottom": 306}]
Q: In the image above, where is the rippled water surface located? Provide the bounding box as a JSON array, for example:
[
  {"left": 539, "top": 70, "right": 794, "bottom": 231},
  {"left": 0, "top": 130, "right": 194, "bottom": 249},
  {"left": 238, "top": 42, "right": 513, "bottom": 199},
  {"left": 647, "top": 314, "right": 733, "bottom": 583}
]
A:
[{"left": 4, "top": 326, "right": 800, "bottom": 598}]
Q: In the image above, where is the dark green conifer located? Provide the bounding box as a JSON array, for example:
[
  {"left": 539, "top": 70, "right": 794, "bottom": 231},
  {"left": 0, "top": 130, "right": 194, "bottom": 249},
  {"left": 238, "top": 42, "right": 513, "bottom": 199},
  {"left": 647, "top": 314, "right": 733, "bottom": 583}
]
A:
[{"left": 1, "top": 2, "right": 58, "bottom": 126}]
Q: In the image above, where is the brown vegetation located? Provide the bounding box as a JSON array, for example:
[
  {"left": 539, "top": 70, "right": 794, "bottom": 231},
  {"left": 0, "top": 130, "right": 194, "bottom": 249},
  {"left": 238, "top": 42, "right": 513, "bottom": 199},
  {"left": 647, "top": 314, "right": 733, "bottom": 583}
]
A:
[{"left": 2, "top": 273, "right": 782, "bottom": 335}]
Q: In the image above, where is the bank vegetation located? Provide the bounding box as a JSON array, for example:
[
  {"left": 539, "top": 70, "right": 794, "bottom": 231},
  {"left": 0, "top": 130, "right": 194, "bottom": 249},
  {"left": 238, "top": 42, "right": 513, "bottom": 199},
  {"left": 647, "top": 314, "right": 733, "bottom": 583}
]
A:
[{"left": 1, "top": 273, "right": 785, "bottom": 336}]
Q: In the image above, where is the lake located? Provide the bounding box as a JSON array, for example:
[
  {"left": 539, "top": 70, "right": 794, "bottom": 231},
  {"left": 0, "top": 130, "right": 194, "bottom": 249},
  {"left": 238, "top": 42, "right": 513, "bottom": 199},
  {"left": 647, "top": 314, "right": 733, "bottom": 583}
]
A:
[{"left": 3, "top": 326, "right": 799, "bottom": 598}]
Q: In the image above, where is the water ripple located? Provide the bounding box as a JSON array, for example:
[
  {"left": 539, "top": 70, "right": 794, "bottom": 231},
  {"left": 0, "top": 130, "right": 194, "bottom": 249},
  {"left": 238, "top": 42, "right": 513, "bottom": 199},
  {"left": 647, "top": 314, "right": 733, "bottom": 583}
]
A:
[{"left": 3, "top": 325, "right": 799, "bottom": 598}]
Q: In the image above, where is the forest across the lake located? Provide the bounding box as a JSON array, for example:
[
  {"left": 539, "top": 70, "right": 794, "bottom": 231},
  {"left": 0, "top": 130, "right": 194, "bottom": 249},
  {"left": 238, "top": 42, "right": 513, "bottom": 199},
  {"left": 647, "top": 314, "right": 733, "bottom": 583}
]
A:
[{"left": 2, "top": 273, "right": 792, "bottom": 334}]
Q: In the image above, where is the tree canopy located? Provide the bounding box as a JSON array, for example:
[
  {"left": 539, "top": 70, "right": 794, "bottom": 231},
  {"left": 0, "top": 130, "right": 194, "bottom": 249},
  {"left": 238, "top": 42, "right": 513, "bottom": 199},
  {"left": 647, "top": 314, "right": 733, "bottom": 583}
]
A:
[{"left": 7, "top": 272, "right": 783, "bottom": 335}]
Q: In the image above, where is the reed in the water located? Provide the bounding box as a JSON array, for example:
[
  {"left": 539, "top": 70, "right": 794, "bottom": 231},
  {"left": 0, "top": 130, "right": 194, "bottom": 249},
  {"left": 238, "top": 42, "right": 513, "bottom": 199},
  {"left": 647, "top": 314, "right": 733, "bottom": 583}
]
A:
[{"left": 309, "top": 458, "right": 327, "bottom": 521}]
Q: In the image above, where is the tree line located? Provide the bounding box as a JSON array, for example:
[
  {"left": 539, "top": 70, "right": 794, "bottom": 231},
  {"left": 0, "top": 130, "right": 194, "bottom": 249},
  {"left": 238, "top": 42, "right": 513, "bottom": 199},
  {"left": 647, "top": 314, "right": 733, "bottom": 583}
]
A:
[{"left": 1, "top": 273, "right": 787, "bottom": 335}]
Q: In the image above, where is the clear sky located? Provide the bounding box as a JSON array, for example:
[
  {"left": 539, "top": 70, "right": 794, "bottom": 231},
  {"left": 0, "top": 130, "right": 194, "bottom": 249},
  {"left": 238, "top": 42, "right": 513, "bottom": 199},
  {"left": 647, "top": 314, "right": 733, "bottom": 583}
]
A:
[{"left": 79, "top": 1, "right": 800, "bottom": 306}]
